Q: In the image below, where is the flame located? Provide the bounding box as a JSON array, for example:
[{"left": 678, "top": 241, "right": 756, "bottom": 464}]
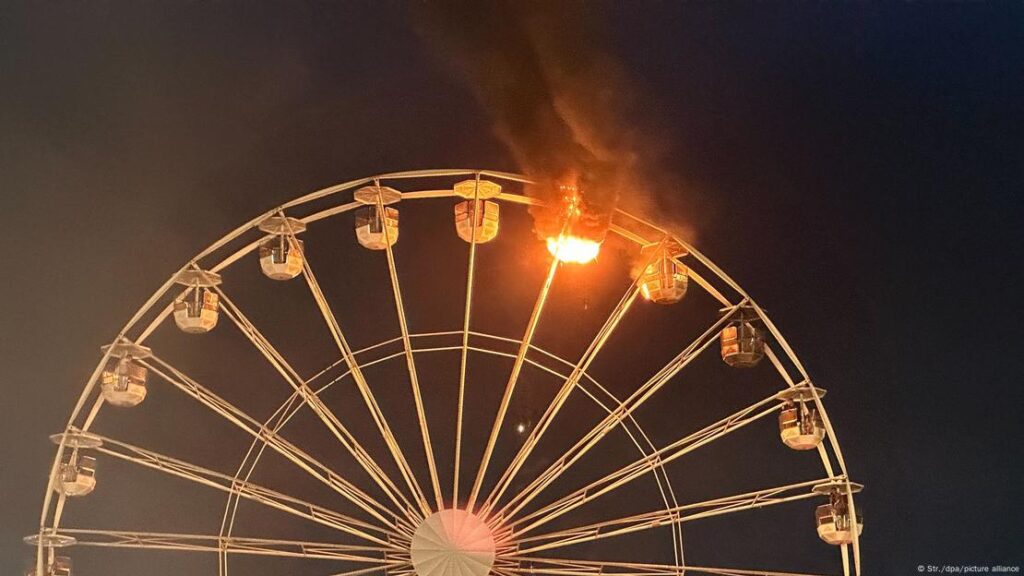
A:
[
  {"left": 640, "top": 284, "right": 652, "bottom": 300},
  {"left": 547, "top": 235, "right": 601, "bottom": 264}
]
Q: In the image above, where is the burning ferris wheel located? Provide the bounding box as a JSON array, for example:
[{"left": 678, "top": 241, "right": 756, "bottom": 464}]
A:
[{"left": 28, "top": 169, "right": 863, "bottom": 576}]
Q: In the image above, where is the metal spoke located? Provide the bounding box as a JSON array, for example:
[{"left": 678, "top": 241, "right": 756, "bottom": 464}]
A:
[
  {"left": 327, "top": 564, "right": 411, "bottom": 576},
  {"left": 91, "top": 434, "right": 403, "bottom": 548},
  {"left": 454, "top": 176, "right": 483, "bottom": 507},
  {"left": 670, "top": 255, "right": 731, "bottom": 307},
  {"left": 139, "top": 355, "right": 410, "bottom": 535},
  {"left": 506, "top": 384, "right": 798, "bottom": 537},
  {"left": 33, "top": 170, "right": 862, "bottom": 576},
  {"left": 493, "top": 306, "right": 741, "bottom": 524},
  {"left": 516, "top": 557, "right": 830, "bottom": 576},
  {"left": 375, "top": 186, "right": 444, "bottom": 512},
  {"left": 510, "top": 476, "right": 840, "bottom": 554},
  {"left": 467, "top": 253, "right": 561, "bottom": 513},
  {"left": 480, "top": 239, "right": 663, "bottom": 517},
  {"left": 213, "top": 287, "right": 422, "bottom": 525},
  {"left": 296, "top": 239, "right": 432, "bottom": 519},
  {"left": 50, "top": 529, "right": 396, "bottom": 563}
]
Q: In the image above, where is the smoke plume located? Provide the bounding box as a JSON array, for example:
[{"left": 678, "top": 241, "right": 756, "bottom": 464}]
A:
[{"left": 417, "top": 1, "right": 643, "bottom": 241}]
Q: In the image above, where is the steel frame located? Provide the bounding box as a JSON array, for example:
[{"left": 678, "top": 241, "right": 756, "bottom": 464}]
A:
[{"left": 34, "top": 169, "right": 861, "bottom": 576}]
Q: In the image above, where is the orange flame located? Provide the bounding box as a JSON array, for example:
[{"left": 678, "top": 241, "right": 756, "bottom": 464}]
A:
[{"left": 546, "top": 234, "right": 601, "bottom": 264}]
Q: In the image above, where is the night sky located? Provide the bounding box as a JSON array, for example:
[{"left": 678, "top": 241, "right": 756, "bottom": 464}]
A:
[{"left": 2, "top": 3, "right": 1022, "bottom": 575}]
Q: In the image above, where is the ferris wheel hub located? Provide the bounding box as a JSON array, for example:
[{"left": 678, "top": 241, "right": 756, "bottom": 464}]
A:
[{"left": 410, "top": 509, "right": 496, "bottom": 576}]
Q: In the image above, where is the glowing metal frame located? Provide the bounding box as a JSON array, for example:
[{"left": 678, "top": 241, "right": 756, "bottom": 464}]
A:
[{"left": 34, "top": 169, "right": 861, "bottom": 576}]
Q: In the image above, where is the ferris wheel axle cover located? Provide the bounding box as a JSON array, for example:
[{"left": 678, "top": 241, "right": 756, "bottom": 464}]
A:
[{"left": 411, "top": 509, "right": 495, "bottom": 576}]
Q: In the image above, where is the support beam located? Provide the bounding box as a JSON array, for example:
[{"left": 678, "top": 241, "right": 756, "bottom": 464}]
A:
[
  {"left": 493, "top": 306, "right": 741, "bottom": 524},
  {"left": 454, "top": 177, "right": 483, "bottom": 506},
  {"left": 481, "top": 277, "right": 643, "bottom": 518},
  {"left": 511, "top": 477, "right": 839, "bottom": 554},
  {"left": 296, "top": 245, "right": 431, "bottom": 519},
  {"left": 467, "top": 254, "right": 561, "bottom": 513},
  {"left": 215, "top": 287, "right": 422, "bottom": 524},
  {"left": 326, "top": 564, "right": 411, "bottom": 576},
  {"left": 507, "top": 385, "right": 795, "bottom": 537},
  {"left": 52, "top": 529, "right": 396, "bottom": 563},
  {"left": 376, "top": 188, "right": 444, "bottom": 512},
  {"left": 92, "top": 434, "right": 403, "bottom": 549},
  {"left": 517, "top": 557, "right": 830, "bottom": 576},
  {"left": 141, "top": 355, "right": 409, "bottom": 535}
]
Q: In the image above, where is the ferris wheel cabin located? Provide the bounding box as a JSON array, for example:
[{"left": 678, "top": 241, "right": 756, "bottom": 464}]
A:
[
  {"left": 777, "top": 387, "right": 828, "bottom": 450},
  {"left": 99, "top": 341, "right": 152, "bottom": 408},
  {"left": 720, "top": 305, "right": 766, "bottom": 368},
  {"left": 453, "top": 179, "right": 502, "bottom": 244},
  {"left": 353, "top": 185, "right": 401, "bottom": 250},
  {"left": 257, "top": 216, "right": 307, "bottom": 280},
  {"left": 55, "top": 453, "right": 96, "bottom": 497},
  {"left": 637, "top": 243, "right": 689, "bottom": 304},
  {"left": 171, "top": 269, "right": 222, "bottom": 334},
  {"left": 814, "top": 484, "right": 864, "bottom": 546}
]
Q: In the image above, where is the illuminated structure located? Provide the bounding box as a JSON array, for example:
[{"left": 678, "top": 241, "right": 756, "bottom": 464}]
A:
[
  {"left": 29, "top": 169, "right": 863, "bottom": 576},
  {"left": 257, "top": 216, "right": 306, "bottom": 280},
  {"left": 99, "top": 341, "right": 152, "bottom": 408},
  {"left": 454, "top": 178, "right": 501, "bottom": 243},
  {"left": 638, "top": 242, "right": 689, "bottom": 304},
  {"left": 171, "top": 269, "right": 221, "bottom": 334}
]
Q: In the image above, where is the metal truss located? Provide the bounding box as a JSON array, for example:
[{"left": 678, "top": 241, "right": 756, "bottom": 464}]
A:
[{"left": 33, "top": 169, "right": 862, "bottom": 576}]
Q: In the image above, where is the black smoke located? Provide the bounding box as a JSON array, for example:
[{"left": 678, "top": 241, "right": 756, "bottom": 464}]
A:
[{"left": 416, "top": 1, "right": 640, "bottom": 241}]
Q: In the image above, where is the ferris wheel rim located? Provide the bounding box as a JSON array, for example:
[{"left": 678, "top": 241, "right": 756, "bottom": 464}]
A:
[{"left": 34, "top": 168, "right": 861, "bottom": 576}]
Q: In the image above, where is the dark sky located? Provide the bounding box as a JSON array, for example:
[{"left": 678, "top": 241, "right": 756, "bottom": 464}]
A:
[{"left": 2, "top": 2, "right": 1022, "bottom": 575}]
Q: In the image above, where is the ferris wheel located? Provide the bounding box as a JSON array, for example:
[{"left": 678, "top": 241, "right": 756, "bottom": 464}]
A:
[{"left": 27, "top": 169, "right": 863, "bottom": 576}]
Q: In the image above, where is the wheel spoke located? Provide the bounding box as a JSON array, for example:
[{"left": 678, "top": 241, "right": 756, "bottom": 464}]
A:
[
  {"left": 481, "top": 247, "right": 653, "bottom": 517},
  {"left": 214, "top": 287, "right": 422, "bottom": 524},
  {"left": 451, "top": 330, "right": 681, "bottom": 559},
  {"left": 326, "top": 563, "right": 411, "bottom": 576},
  {"left": 454, "top": 177, "right": 483, "bottom": 507},
  {"left": 467, "top": 253, "right": 561, "bottom": 513},
  {"left": 91, "top": 434, "right": 404, "bottom": 548},
  {"left": 49, "top": 529, "right": 396, "bottom": 563},
  {"left": 36, "top": 170, "right": 862, "bottom": 576},
  {"left": 140, "top": 355, "right": 409, "bottom": 535},
  {"left": 670, "top": 255, "right": 732, "bottom": 307},
  {"left": 375, "top": 187, "right": 445, "bottom": 512},
  {"left": 506, "top": 384, "right": 799, "bottom": 537},
  {"left": 516, "top": 557, "right": 831, "bottom": 576},
  {"left": 510, "top": 476, "right": 840, "bottom": 554},
  {"left": 217, "top": 336, "right": 429, "bottom": 551},
  {"left": 297, "top": 243, "right": 432, "bottom": 519},
  {"left": 493, "top": 305, "right": 742, "bottom": 524}
]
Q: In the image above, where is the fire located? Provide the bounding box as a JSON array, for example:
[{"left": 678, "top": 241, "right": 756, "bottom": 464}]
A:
[{"left": 547, "top": 234, "right": 601, "bottom": 264}]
